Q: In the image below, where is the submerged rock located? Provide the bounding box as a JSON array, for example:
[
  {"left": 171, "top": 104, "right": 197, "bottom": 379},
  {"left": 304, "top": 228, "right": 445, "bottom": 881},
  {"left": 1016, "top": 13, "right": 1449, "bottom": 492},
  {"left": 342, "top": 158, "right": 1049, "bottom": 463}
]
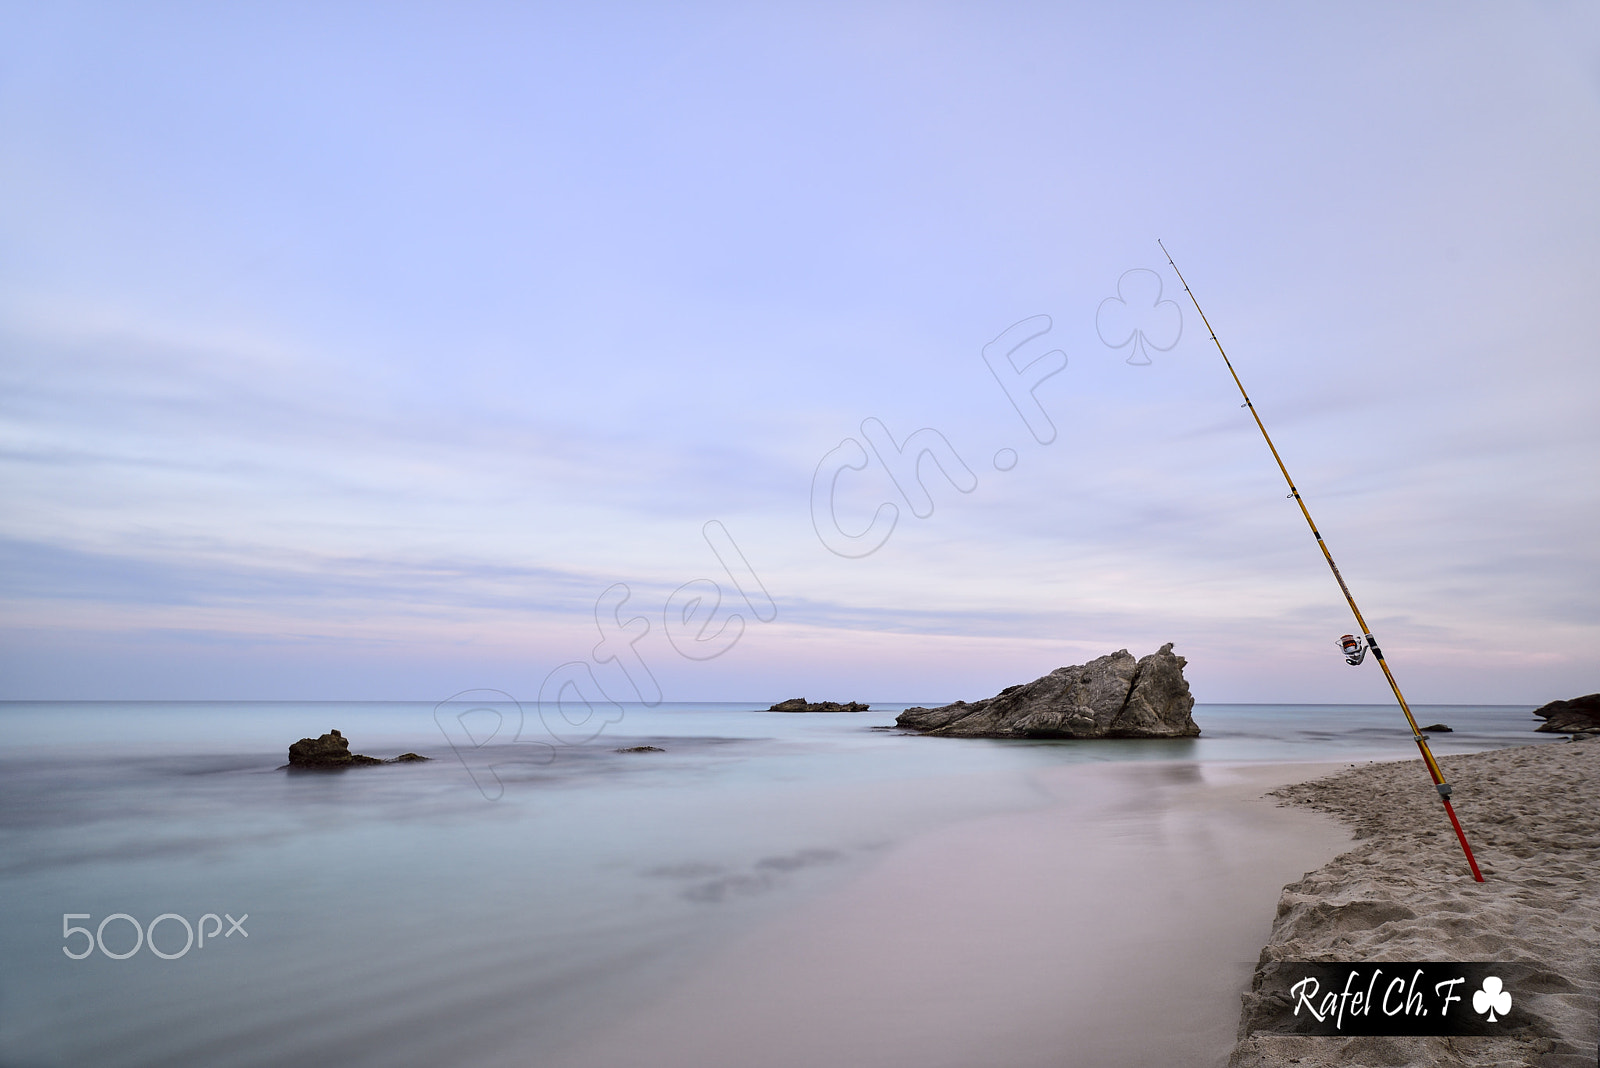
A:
[
  {"left": 616, "top": 745, "right": 666, "bottom": 753},
  {"left": 1532, "top": 693, "right": 1600, "bottom": 734},
  {"left": 1420, "top": 723, "right": 1454, "bottom": 733},
  {"left": 768, "top": 698, "right": 869, "bottom": 713},
  {"left": 895, "top": 644, "right": 1198, "bottom": 739}
]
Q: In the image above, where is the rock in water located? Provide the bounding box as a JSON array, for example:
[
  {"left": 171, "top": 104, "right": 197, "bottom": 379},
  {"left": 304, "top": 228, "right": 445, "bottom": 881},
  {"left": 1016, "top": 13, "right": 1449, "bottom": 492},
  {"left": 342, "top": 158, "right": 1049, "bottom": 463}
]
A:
[
  {"left": 1532, "top": 693, "right": 1600, "bottom": 734},
  {"left": 1420, "top": 723, "right": 1453, "bottom": 733},
  {"left": 895, "top": 644, "right": 1199, "bottom": 738},
  {"left": 768, "top": 698, "right": 870, "bottom": 712},
  {"left": 286, "top": 729, "right": 383, "bottom": 768}
]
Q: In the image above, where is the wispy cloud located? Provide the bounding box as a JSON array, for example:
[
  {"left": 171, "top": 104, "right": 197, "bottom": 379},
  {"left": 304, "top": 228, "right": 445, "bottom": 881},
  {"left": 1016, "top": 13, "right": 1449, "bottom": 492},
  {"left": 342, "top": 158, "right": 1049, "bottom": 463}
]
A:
[{"left": 1, "top": 4, "right": 1595, "bottom": 703}]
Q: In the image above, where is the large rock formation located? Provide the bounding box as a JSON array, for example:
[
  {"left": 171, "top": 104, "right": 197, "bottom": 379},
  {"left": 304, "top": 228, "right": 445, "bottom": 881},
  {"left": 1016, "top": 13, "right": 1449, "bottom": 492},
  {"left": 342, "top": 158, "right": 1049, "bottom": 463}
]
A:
[
  {"left": 895, "top": 644, "right": 1199, "bottom": 739},
  {"left": 768, "top": 698, "right": 869, "bottom": 712},
  {"left": 1532, "top": 693, "right": 1600, "bottom": 734}
]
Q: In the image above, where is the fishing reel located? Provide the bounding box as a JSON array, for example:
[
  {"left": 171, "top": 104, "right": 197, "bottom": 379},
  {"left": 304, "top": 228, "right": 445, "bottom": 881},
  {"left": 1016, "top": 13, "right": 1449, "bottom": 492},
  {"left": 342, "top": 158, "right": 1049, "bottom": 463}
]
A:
[{"left": 1338, "top": 634, "right": 1368, "bottom": 666}]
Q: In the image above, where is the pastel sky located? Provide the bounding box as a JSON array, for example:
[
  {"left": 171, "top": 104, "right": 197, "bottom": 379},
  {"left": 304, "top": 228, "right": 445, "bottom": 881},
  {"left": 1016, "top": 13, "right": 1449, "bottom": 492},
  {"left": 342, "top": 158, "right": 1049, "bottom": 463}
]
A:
[{"left": 3, "top": 3, "right": 1596, "bottom": 705}]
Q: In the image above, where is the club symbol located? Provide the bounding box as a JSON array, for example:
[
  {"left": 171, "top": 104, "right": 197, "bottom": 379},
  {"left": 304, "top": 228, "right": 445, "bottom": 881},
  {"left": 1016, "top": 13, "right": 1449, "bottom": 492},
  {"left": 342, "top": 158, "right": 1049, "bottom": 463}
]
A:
[
  {"left": 1096, "top": 268, "right": 1182, "bottom": 365},
  {"left": 1472, "top": 976, "right": 1511, "bottom": 1022}
]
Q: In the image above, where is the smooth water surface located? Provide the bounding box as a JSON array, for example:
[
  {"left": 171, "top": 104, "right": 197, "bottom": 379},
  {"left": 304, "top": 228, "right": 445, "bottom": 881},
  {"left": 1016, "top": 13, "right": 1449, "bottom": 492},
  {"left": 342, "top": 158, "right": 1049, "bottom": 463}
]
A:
[{"left": 0, "top": 700, "right": 1558, "bottom": 1067}]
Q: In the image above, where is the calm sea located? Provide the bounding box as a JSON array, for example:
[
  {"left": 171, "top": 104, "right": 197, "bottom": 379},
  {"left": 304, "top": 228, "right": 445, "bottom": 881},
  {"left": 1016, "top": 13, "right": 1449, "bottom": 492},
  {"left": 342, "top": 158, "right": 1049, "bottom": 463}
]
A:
[{"left": 0, "top": 700, "right": 1560, "bottom": 1068}]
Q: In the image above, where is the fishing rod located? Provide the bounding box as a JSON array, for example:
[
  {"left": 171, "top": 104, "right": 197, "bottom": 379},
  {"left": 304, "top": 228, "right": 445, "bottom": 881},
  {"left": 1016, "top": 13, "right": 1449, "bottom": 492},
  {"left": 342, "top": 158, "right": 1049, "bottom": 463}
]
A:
[{"left": 1158, "top": 240, "right": 1484, "bottom": 883}]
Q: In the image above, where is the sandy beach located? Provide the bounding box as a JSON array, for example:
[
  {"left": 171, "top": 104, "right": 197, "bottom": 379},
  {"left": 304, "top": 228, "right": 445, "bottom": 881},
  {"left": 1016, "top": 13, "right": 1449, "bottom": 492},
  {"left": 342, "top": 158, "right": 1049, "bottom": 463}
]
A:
[
  {"left": 543, "top": 759, "right": 1355, "bottom": 1068},
  {"left": 540, "top": 740, "right": 1600, "bottom": 1068},
  {"left": 1232, "top": 738, "right": 1600, "bottom": 1068}
]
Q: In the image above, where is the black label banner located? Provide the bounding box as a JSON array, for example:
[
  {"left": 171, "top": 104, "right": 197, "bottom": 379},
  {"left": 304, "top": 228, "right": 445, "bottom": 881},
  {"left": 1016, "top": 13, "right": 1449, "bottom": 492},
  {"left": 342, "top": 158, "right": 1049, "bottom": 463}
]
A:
[{"left": 1246, "top": 962, "right": 1537, "bottom": 1037}]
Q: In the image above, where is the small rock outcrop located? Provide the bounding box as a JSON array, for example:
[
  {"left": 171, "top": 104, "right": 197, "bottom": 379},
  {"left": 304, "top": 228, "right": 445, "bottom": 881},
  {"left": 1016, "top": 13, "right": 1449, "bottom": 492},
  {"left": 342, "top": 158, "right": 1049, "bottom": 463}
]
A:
[
  {"left": 768, "top": 698, "right": 869, "bottom": 712},
  {"left": 616, "top": 745, "right": 666, "bottom": 753},
  {"left": 895, "top": 644, "right": 1198, "bottom": 739},
  {"left": 288, "top": 729, "right": 380, "bottom": 767},
  {"left": 1532, "top": 693, "right": 1600, "bottom": 734},
  {"left": 1420, "top": 723, "right": 1453, "bottom": 733},
  {"left": 286, "top": 730, "right": 428, "bottom": 768}
]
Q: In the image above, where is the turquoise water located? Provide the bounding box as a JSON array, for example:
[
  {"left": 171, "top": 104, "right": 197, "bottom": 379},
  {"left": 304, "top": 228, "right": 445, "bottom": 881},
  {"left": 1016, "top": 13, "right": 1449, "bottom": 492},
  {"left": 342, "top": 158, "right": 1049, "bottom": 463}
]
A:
[{"left": 0, "top": 701, "right": 1559, "bottom": 1067}]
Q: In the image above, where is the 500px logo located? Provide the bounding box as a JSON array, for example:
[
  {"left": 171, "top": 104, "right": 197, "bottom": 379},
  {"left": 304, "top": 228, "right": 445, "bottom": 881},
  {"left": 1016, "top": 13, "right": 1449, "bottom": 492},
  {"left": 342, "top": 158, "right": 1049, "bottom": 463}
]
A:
[{"left": 61, "top": 912, "right": 248, "bottom": 960}]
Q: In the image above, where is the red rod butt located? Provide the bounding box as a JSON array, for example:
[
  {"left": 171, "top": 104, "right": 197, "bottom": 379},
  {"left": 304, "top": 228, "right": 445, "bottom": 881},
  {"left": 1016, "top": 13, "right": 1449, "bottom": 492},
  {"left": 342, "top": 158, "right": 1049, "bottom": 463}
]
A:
[{"left": 1441, "top": 798, "right": 1485, "bottom": 882}]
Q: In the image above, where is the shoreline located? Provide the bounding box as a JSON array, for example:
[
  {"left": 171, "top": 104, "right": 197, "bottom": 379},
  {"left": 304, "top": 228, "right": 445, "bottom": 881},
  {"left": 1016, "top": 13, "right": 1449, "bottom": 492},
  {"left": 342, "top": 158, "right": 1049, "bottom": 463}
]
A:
[
  {"left": 1230, "top": 739, "right": 1600, "bottom": 1068},
  {"left": 543, "top": 757, "right": 1358, "bottom": 1068}
]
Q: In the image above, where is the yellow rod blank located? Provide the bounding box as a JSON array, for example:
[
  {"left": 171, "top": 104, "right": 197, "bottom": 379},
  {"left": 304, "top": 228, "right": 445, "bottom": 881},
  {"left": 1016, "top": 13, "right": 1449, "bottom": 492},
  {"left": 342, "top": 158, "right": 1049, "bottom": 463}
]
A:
[{"left": 1157, "top": 241, "right": 1483, "bottom": 882}]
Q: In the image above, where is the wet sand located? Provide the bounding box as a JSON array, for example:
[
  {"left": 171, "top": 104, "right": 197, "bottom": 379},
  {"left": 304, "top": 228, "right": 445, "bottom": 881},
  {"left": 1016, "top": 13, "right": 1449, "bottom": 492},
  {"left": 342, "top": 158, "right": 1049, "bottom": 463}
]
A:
[
  {"left": 543, "top": 759, "right": 1354, "bottom": 1068},
  {"left": 1231, "top": 739, "right": 1600, "bottom": 1068}
]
